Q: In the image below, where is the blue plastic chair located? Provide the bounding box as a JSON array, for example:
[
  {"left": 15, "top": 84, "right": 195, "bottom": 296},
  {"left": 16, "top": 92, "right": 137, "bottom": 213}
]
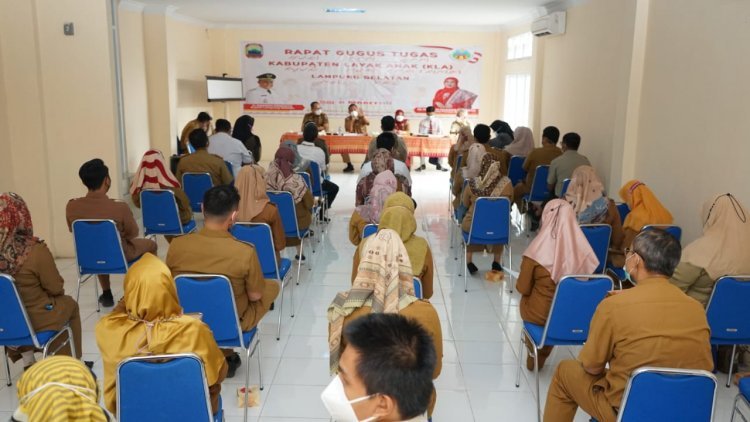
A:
[
  {"left": 362, "top": 224, "right": 378, "bottom": 239},
  {"left": 309, "top": 161, "right": 329, "bottom": 223},
  {"left": 0, "top": 274, "right": 76, "bottom": 386},
  {"left": 448, "top": 155, "right": 463, "bottom": 212},
  {"left": 515, "top": 274, "right": 613, "bottom": 422},
  {"left": 224, "top": 160, "right": 233, "bottom": 176},
  {"left": 616, "top": 202, "right": 630, "bottom": 225},
  {"left": 642, "top": 224, "right": 682, "bottom": 243},
  {"left": 706, "top": 275, "right": 750, "bottom": 387},
  {"left": 731, "top": 377, "right": 750, "bottom": 421},
  {"left": 461, "top": 197, "right": 512, "bottom": 293},
  {"left": 174, "top": 275, "right": 262, "bottom": 422},
  {"left": 267, "top": 190, "right": 311, "bottom": 286},
  {"left": 187, "top": 142, "right": 196, "bottom": 154},
  {"left": 450, "top": 178, "right": 471, "bottom": 255},
  {"left": 413, "top": 278, "right": 423, "bottom": 299},
  {"left": 560, "top": 178, "right": 571, "bottom": 197},
  {"left": 617, "top": 367, "right": 717, "bottom": 422},
  {"left": 508, "top": 155, "right": 527, "bottom": 186},
  {"left": 117, "top": 353, "right": 222, "bottom": 422},
  {"left": 523, "top": 165, "right": 551, "bottom": 203},
  {"left": 297, "top": 172, "right": 321, "bottom": 245},
  {"left": 72, "top": 219, "right": 140, "bottom": 312},
  {"left": 140, "top": 189, "right": 196, "bottom": 238},
  {"left": 231, "top": 222, "right": 292, "bottom": 340},
  {"left": 580, "top": 224, "right": 612, "bottom": 274},
  {"left": 182, "top": 173, "right": 213, "bottom": 213}
]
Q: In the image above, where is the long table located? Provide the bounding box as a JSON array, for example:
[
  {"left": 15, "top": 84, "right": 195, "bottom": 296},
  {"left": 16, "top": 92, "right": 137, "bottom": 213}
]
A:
[{"left": 279, "top": 132, "right": 453, "bottom": 158}]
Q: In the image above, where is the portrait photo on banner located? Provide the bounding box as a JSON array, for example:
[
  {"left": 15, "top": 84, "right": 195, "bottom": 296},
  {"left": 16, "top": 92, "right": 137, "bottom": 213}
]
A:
[{"left": 240, "top": 42, "right": 482, "bottom": 119}]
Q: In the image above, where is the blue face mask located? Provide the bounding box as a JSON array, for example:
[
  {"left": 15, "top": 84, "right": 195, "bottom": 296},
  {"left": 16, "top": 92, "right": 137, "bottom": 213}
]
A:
[{"left": 623, "top": 253, "right": 635, "bottom": 283}]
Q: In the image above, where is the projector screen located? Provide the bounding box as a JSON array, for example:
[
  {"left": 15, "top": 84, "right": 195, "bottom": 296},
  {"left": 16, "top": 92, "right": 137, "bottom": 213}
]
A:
[{"left": 206, "top": 76, "right": 244, "bottom": 102}]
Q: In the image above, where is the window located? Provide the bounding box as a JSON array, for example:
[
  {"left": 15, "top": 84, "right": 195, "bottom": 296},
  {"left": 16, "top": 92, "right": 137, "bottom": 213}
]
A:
[
  {"left": 507, "top": 32, "right": 533, "bottom": 60},
  {"left": 503, "top": 73, "right": 531, "bottom": 127}
]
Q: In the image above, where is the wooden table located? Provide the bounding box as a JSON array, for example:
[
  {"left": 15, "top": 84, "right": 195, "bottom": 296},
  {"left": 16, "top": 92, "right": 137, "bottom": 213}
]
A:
[{"left": 279, "top": 132, "right": 453, "bottom": 158}]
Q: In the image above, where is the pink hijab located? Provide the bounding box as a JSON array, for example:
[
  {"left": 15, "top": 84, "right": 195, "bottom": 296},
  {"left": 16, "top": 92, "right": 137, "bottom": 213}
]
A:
[
  {"left": 505, "top": 126, "right": 535, "bottom": 157},
  {"left": 355, "top": 170, "right": 397, "bottom": 224},
  {"left": 523, "top": 199, "right": 599, "bottom": 283}
]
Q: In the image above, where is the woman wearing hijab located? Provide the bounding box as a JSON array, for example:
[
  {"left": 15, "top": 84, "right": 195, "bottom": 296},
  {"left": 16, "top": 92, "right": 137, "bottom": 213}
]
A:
[
  {"left": 451, "top": 142, "right": 487, "bottom": 211},
  {"left": 352, "top": 192, "right": 435, "bottom": 299},
  {"left": 517, "top": 200, "right": 599, "bottom": 370},
  {"left": 489, "top": 120, "right": 514, "bottom": 149},
  {"left": 235, "top": 164, "right": 286, "bottom": 261},
  {"left": 349, "top": 170, "right": 397, "bottom": 245},
  {"left": 0, "top": 193, "right": 82, "bottom": 368},
  {"left": 432, "top": 77, "right": 477, "bottom": 109},
  {"left": 448, "top": 125, "right": 474, "bottom": 173},
  {"left": 355, "top": 149, "right": 411, "bottom": 206},
  {"left": 266, "top": 147, "right": 314, "bottom": 256},
  {"left": 328, "top": 229, "right": 442, "bottom": 416},
  {"left": 461, "top": 155, "right": 513, "bottom": 274},
  {"left": 669, "top": 193, "right": 750, "bottom": 307},
  {"left": 565, "top": 166, "right": 624, "bottom": 248},
  {"left": 504, "top": 126, "right": 535, "bottom": 157},
  {"left": 130, "top": 149, "right": 192, "bottom": 226},
  {"left": 610, "top": 180, "right": 673, "bottom": 267},
  {"left": 96, "top": 253, "right": 227, "bottom": 415},
  {"left": 281, "top": 140, "right": 310, "bottom": 172},
  {"left": 394, "top": 109, "right": 410, "bottom": 133},
  {"left": 13, "top": 356, "right": 111, "bottom": 421},
  {"left": 449, "top": 109, "right": 471, "bottom": 140},
  {"left": 232, "top": 115, "right": 261, "bottom": 162}
]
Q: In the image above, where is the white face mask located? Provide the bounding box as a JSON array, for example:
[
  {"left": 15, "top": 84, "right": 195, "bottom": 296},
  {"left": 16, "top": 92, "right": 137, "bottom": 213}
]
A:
[
  {"left": 321, "top": 375, "right": 377, "bottom": 422},
  {"left": 396, "top": 115, "right": 404, "bottom": 122},
  {"left": 314, "top": 109, "right": 322, "bottom": 116},
  {"left": 350, "top": 110, "right": 359, "bottom": 118}
]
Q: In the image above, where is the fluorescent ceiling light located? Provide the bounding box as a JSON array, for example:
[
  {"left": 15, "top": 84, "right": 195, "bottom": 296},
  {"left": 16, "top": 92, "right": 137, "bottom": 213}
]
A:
[{"left": 326, "top": 8, "right": 366, "bottom": 13}]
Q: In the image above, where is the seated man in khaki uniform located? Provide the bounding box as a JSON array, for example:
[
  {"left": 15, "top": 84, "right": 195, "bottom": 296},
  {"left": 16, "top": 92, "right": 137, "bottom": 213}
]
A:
[
  {"left": 176, "top": 129, "right": 234, "bottom": 187},
  {"left": 513, "top": 126, "right": 562, "bottom": 211},
  {"left": 544, "top": 230, "right": 714, "bottom": 422},
  {"left": 66, "top": 159, "right": 157, "bottom": 307},
  {"left": 166, "top": 185, "right": 280, "bottom": 377}
]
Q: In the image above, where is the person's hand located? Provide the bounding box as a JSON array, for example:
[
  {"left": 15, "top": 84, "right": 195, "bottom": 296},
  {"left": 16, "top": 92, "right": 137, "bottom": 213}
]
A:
[{"left": 606, "top": 290, "right": 624, "bottom": 297}]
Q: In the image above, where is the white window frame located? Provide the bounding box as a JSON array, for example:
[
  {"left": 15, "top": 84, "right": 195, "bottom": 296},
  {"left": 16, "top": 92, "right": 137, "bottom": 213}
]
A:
[
  {"left": 503, "top": 73, "right": 531, "bottom": 128},
  {"left": 507, "top": 32, "right": 533, "bottom": 60}
]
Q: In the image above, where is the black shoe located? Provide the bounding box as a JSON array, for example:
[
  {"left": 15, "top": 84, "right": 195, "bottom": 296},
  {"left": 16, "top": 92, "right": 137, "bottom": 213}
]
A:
[
  {"left": 440, "top": 166, "right": 449, "bottom": 172},
  {"left": 226, "top": 353, "right": 241, "bottom": 378},
  {"left": 467, "top": 262, "right": 478, "bottom": 275},
  {"left": 84, "top": 360, "right": 94, "bottom": 369},
  {"left": 318, "top": 216, "right": 331, "bottom": 223},
  {"left": 492, "top": 261, "right": 504, "bottom": 272},
  {"left": 98, "top": 290, "right": 114, "bottom": 307},
  {"left": 343, "top": 163, "right": 354, "bottom": 173},
  {"left": 270, "top": 302, "right": 275, "bottom": 311},
  {"left": 295, "top": 254, "right": 306, "bottom": 262},
  {"left": 436, "top": 163, "right": 443, "bottom": 170}
]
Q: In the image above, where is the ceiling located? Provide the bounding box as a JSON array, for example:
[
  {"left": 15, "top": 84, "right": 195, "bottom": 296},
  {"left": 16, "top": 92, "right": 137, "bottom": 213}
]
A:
[{"left": 136, "top": 0, "right": 560, "bottom": 29}]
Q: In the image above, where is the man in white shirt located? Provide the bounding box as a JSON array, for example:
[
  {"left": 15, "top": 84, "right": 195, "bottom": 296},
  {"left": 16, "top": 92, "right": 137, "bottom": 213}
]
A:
[
  {"left": 298, "top": 122, "right": 339, "bottom": 221},
  {"left": 245, "top": 73, "right": 279, "bottom": 104},
  {"left": 416, "top": 106, "right": 448, "bottom": 172},
  {"left": 207, "top": 119, "right": 253, "bottom": 177},
  {"left": 358, "top": 132, "right": 412, "bottom": 186}
]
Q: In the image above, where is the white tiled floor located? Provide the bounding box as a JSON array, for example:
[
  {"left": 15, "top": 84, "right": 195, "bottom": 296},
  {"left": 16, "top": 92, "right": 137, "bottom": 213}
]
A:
[{"left": 0, "top": 165, "right": 740, "bottom": 421}]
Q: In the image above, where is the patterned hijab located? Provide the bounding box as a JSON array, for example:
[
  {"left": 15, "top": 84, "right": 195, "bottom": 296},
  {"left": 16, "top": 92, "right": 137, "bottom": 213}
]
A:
[
  {"left": 281, "top": 141, "right": 309, "bottom": 172},
  {"left": 357, "top": 149, "right": 407, "bottom": 204},
  {"left": 267, "top": 148, "right": 308, "bottom": 203},
  {"left": 619, "top": 180, "right": 673, "bottom": 232},
  {"left": 14, "top": 356, "right": 110, "bottom": 422},
  {"left": 129, "top": 149, "right": 180, "bottom": 196},
  {"left": 355, "top": 170, "right": 397, "bottom": 224},
  {"left": 469, "top": 155, "right": 511, "bottom": 197},
  {"left": 0, "top": 192, "right": 40, "bottom": 276},
  {"left": 327, "top": 229, "right": 418, "bottom": 374},
  {"left": 236, "top": 164, "right": 270, "bottom": 221}
]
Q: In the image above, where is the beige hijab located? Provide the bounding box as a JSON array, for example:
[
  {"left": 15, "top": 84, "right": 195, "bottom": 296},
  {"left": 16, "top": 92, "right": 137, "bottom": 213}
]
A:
[
  {"left": 565, "top": 166, "right": 606, "bottom": 214},
  {"left": 681, "top": 193, "right": 750, "bottom": 279},
  {"left": 505, "top": 126, "right": 535, "bottom": 157},
  {"left": 461, "top": 143, "right": 487, "bottom": 179},
  {"left": 523, "top": 199, "right": 599, "bottom": 283},
  {"left": 236, "top": 164, "right": 270, "bottom": 221}
]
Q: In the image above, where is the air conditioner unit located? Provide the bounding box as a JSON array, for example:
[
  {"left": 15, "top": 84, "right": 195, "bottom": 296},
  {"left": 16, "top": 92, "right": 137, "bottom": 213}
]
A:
[{"left": 531, "top": 11, "right": 566, "bottom": 37}]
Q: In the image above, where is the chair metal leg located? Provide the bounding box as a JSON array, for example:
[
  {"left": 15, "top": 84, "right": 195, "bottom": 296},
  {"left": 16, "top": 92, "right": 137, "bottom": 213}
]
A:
[
  {"left": 256, "top": 337, "right": 264, "bottom": 390},
  {"left": 3, "top": 346, "right": 11, "bottom": 386},
  {"left": 533, "top": 345, "right": 541, "bottom": 422},
  {"left": 289, "top": 274, "right": 295, "bottom": 319},
  {"left": 244, "top": 345, "right": 251, "bottom": 422},
  {"left": 295, "top": 242, "right": 303, "bottom": 286},
  {"left": 94, "top": 274, "right": 101, "bottom": 313},
  {"left": 728, "top": 344, "right": 738, "bottom": 388},
  {"left": 515, "top": 333, "right": 524, "bottom": 388},
  {"left": 507, "top": 245, "right": 514, "bottom": 293},
  {"left": 463, "top": 242, "right": 468, "bottom": 292},
  {"left": 276, "top": 279, "right": 284, "bottom": 341}
]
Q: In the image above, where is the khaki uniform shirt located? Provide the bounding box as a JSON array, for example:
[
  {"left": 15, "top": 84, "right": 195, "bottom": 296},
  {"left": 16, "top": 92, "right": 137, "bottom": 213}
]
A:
[
  {"left": 578, "top": 277, "right": 714, "bottom": 408},
  {"left": 517, "top": 257, "right": 555, "bottom": 326},
  {"left": 301, "top": 112, "right": 329, "bottom": 132},
  {"left": 180, "top": 119, "right": 203, "bottom": 151},
  {"left": 344, "top": 115, "right": 370, "bottom": 134},
  {"left": 366, "top": 134, "right": 408, "bottom": 163},
  {"left": 176, "top": 149, "right": 233, "bottom": 187},
  {"left": 548, "top": 150, "right": 591, "bottom": 196},
  {"left": 522, "top": 145, "right": 562, "bottom": 186}
]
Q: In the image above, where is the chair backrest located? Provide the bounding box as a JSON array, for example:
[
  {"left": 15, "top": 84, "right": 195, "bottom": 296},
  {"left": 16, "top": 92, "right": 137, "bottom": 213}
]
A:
[
  {"left": 309, "top": 161, "right": 324, "bottom": 197},
  {"left": 642, "top": 224, "right": 682, "bottom": 243},
  {"left": 362, "top": 224, "right": 378, "bottom": 238},
  {"left": 0, "top": 274, "right": 39, "bottom": 348},
  {"left": 528, "top": 165, "right": 550, "bottom": 201},
  {"left": 187, "top": 142, "right": 196, "bottom": 154},
  {"left": 72, "top": 219, "right": 128, "bottom": 275},
  {"left": 542, "top": 275, "right": 613, "bottom": 346},
  {"left": 508, "top": 155, "right": 527, "bottom": 186},
  {"left": 117, "top": 353, "right": 213, "bottom": 422},
  {"left": 455, "top": 155, "right": 463, "bottom": 170},
  {"left": 617, "top": 367, "right": 717, "bottom": 422},
  {"left": 413, "top": 278, "right": 423, "bottom": 299},
  {"left": 224, "top": 160, "right": 233, "bottom": 176},
  {"left": 230, "top": 223, "right": 280, "bottom": 280},
  {"left": 174, "top": 275, "right": 243, "bottom": 345},
  {"left": 706, "top": 276, "right": 750, "bottom": 343},
  {"left": 140, "top": 189, "right": 185, "bottom": 236},
  {"left": 182, "top": 172, "right": 213, "bottom": 213},
  {"left": 267, "top": 190, "right": 301, "bottom": 238},
  {"left": 616, "top": 202, "right": 630, "bottom": 225},
  {"left": 580, "top": 224, "right": 612, "bottom": 274},
  {"left": 560, "top": 178, "right": 571, "bottom": 197},
  {"left": 297, "top": 172, "right": 313, "bottom": 192},
  {"left": 466, "top": 197, "right": 511, "bottom": 245}
]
